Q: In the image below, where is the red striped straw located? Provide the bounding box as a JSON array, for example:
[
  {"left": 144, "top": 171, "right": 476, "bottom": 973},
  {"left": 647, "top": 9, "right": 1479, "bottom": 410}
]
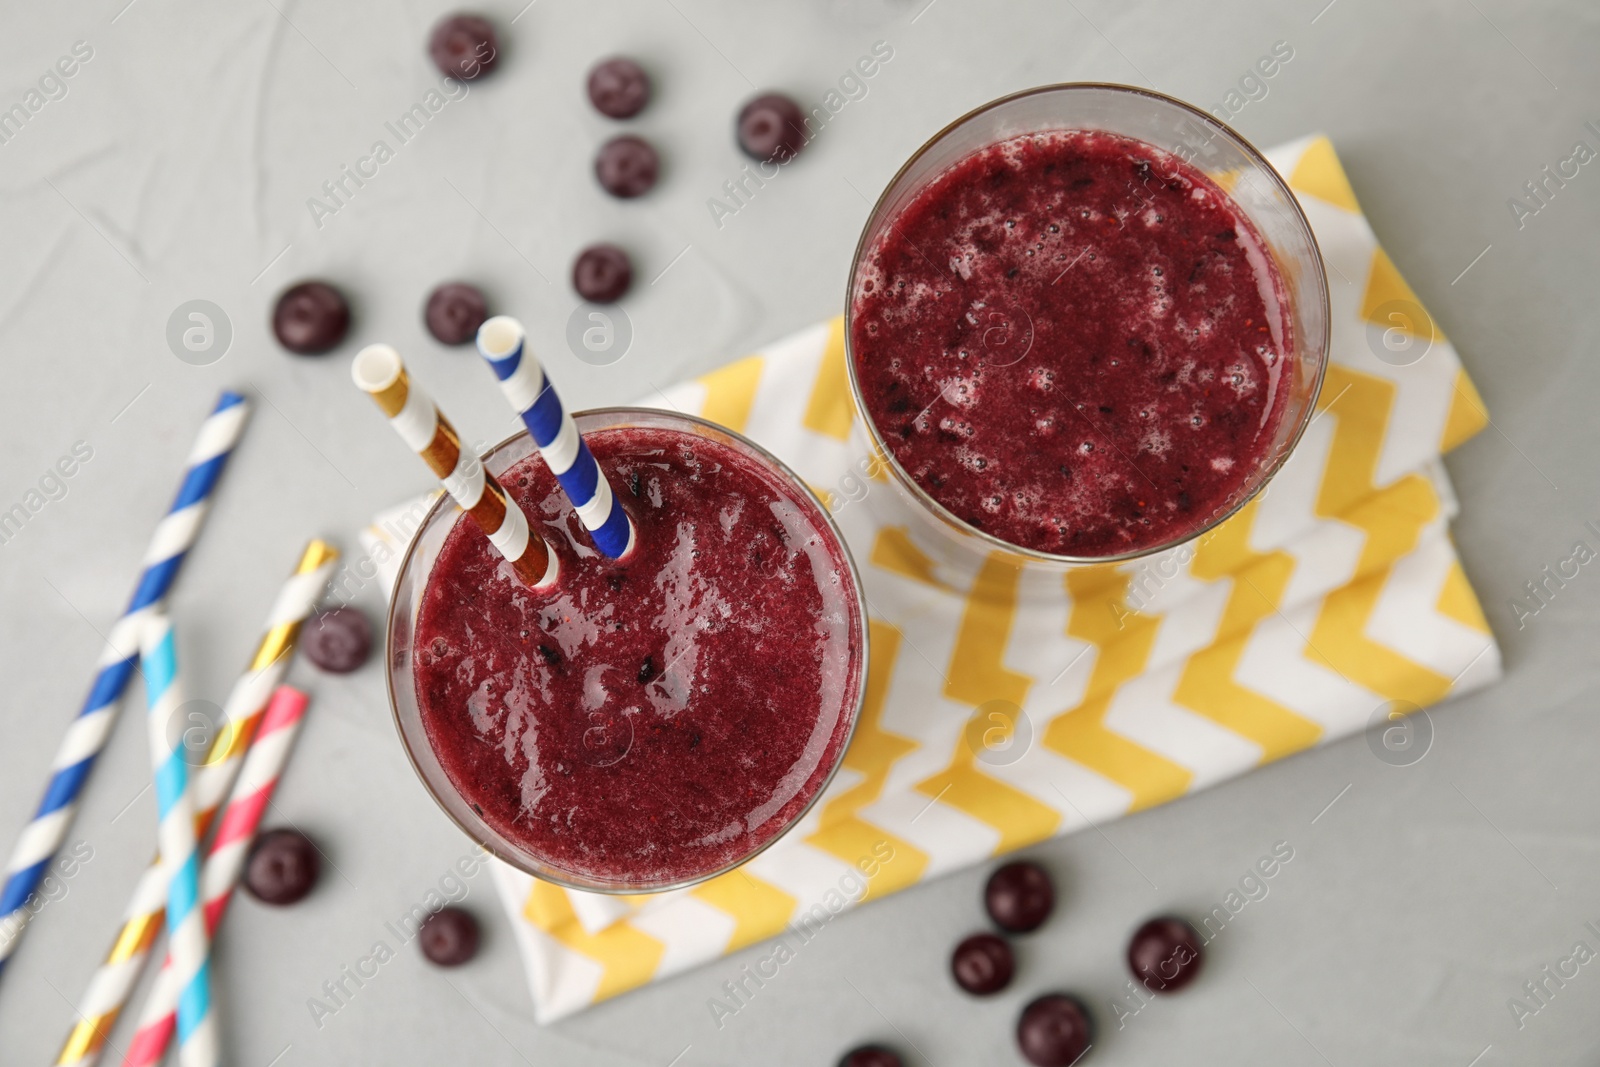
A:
[{"left": 118, "top": 686, "right": 311, "bottom": 1067}]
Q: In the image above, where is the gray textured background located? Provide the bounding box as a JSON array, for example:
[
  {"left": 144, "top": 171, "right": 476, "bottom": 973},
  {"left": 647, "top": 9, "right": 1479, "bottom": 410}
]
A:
[{"left": 0, "top": 0, "right": 1595, "bottom": 1064}]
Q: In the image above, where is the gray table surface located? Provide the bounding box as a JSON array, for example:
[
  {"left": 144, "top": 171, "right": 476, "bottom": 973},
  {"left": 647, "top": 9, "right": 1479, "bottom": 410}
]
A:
[{"left": 1, "top": 0, "right": 1596, "bottom": 1063}]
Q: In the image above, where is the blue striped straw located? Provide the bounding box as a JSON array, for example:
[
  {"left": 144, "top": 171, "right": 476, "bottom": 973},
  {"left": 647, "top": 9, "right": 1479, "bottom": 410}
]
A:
[
  {"left": 475, "top": 316, "right": 636, "bottom": 559},
  {"left": 0, "top": 391, "right": 247, "bottom": 980},
  {"left": 138, "top": 614, "right": 216, "bottom": 1067}
]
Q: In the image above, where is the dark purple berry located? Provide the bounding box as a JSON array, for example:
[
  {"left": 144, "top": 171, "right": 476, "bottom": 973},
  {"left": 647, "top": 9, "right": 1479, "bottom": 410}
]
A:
[
  {"left": 243, "top": 828, "right": 321, "bottom": 905},
  {"left": 737, "top": 93, "right": 808, "bottom": 163},
  {"left": 424, "top": 282, "right": 489, "bottom": 345},
  {"left": 272, "top": 281, "right": 349, "bottom": 355},
  {"left": 418, "top": 906, "right": 481, "bottom": 966},
  {"left": 594, "top": 135, "right": 659, "bottom": 198},
  {"left": 572, "top": 244, "right": 633, "bottom": 303},
  {"left": 1127, "top": 916, "right": 1204, "bottom": 993},
  {"left": 836, "top": 1046, "right": 902, "bottom": 1067},
  {"left": 1017, "top": 994, "right": 1094, "bottom": 1067},
  {"left": 428, "top": 14, "right": 499, "bottom": 81},
  {"left": 985, "top": 860, "right": 1054, "bottom": 933},
  {"left": 303, "top": 607, "right": 373, "bottom": 674},
  {"left": 587, "top": 57, "right": 651, "bottom": 119},
  {"left": 951, "top": 931, "right": 1014, "bottom": 995}
]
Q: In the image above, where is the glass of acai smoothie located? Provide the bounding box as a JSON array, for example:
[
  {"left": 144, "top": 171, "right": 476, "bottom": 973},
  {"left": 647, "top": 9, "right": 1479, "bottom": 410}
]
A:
[
  {"left": 387, "top": 409, "right": 869, "bottom": 893},
  {"left": 847, "top": 83, "right": 1330, "bottom": 569}
]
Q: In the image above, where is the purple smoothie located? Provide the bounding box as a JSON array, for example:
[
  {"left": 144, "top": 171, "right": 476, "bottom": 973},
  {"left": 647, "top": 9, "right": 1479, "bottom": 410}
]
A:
[
  {"left": 851, "top": 130, "right": 1293, "bottom": 557},
  {"left": 412, "top": 426, "right": 862, "bottom": 886}
]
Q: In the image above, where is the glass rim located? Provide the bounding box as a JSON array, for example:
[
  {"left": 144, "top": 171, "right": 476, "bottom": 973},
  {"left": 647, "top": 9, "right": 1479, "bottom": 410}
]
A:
[
  {"left": 843, "top": 81, "right": 1332, "bottom": 566},
  {"left": 383, "top": 405, "right": 873, "bottom": 894}
]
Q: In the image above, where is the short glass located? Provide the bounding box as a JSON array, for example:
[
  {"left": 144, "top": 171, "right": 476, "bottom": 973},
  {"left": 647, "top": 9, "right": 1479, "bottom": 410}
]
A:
[
  {"left": 845, "top": 83, "right": 1330, "bottom": 571},
  {"left": 386, "top": 408, "right": 871, "bottom": 893}
]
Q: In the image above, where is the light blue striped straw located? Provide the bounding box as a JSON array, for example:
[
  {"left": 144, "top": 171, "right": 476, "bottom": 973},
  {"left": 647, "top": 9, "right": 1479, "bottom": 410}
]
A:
[
  {"left": 475, "top": 316, "right": 636, "bottom": 560},
  {"left": 0, "top": 391, "right": 247, "bottom": 982},
  {"left": 139, "top": 614, "right": 217, "bottom": 1067}
]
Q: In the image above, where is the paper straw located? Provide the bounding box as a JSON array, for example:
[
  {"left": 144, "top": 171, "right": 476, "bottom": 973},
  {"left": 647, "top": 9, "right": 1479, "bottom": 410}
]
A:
[
  {"left": 119, "top": 686, "right": 310, "bottom": 1067},
  {"left": 55, "top": 540, "right": 337, "bottom": 1066},
  {"left": 352, "top": 344, "right": 557, "bottom": 587},
  {"left": 139, "top": 614, "right": 217, "bottom": 1067},
  {"left": 476, "top": 316, "right": 636, "bottom": 560},
  {"left": 0, "top": 391, "right": 248, "bottom": 981}
]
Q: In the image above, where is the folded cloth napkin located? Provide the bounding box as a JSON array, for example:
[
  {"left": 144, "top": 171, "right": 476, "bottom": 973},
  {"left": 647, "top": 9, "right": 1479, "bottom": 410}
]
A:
[{"left": 365, "top": 135, "right": 1500, "bottom": 1023}]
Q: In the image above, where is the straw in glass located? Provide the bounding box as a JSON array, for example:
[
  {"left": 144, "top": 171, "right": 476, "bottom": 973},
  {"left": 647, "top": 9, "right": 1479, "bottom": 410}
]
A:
[
  {"left": 352, "top": 344, "right": 557, "bottom": 588},
  {"left": 475, "top": 316, "right": 636, "bottom": 560}
]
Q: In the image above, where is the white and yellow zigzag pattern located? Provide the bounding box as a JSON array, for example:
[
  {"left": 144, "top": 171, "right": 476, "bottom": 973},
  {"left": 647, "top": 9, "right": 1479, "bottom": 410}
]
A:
[{"left": 491, "top": 136, "right": 1501, "bottom": 1021}]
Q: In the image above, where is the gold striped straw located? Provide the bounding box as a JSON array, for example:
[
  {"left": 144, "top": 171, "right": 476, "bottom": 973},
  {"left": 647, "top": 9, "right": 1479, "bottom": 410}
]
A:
[
  {"left": 352, "top": 343, "right": 556, "bottom": 588},
  {"left": 55, "top": 540, "right": 338, "bottom": 1067}
]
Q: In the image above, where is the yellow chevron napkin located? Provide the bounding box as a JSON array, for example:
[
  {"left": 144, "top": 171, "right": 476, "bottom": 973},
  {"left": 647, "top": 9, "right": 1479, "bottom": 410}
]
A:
[{"left": 366, "top": 135, "right": 1500, "bottom": 1023}]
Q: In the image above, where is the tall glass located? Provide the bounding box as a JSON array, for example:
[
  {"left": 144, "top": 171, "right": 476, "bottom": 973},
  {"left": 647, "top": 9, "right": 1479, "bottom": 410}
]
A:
[
  {"left": 386, "top": 408, "right": 870, "bottom": 894},
  {"left": 845, "top": 83, "right": 1330, "bottom": 572}
]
